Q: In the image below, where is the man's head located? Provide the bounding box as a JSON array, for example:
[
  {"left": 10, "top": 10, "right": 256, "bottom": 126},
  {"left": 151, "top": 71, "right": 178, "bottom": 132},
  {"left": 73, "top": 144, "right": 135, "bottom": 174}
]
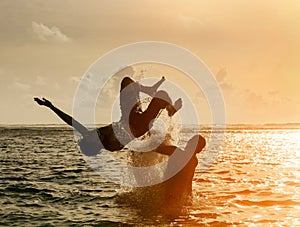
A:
[
  {"left": 187, "top": 135, "right": 206, "bottom": 154},
  {"left": 120, "top": 77, "right": 135, "bottom": 91}
]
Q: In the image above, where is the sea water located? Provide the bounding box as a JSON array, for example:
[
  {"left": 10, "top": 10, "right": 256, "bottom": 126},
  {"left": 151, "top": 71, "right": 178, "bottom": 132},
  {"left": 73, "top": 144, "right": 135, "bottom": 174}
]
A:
[{"left": 1, "top": 124, "right": 300, "bottom": 226}]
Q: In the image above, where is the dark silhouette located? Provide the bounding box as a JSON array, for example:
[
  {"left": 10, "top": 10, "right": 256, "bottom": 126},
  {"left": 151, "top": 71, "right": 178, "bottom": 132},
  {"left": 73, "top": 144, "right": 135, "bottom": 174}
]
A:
[
  {"left": 159, "top": 135, "right": 206, "bottom": 203},
  {"left": 122, "top": 135, "right": 206, "bottom": 214},
  {"left": 34, "top": 76, "right": 182, "bottom": 156}
]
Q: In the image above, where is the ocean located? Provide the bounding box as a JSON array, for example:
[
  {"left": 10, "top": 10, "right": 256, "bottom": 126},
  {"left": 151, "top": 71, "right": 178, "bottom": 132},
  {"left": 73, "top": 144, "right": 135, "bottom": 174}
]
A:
[{"left": 1, "top": 124, "right": 300, "bottom": 226}]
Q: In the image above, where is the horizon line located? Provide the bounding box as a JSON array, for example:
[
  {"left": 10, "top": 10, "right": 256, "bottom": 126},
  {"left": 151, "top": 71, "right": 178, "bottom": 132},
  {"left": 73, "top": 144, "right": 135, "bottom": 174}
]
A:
[{"left": 1, "top": 122, "right": 300, "bottom": 127}]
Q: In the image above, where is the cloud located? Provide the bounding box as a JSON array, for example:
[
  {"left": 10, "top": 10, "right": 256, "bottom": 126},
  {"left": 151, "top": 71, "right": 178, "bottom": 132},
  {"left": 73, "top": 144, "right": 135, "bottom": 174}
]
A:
[
  {"left": 178, "top": 15, "right": 204, "bottom": 29},
  {"left": 216, "top": 68, "right": 265, "bottom": 107},
  {"left": 35, "top": 76, "right": 47, "bottom": 86},
  {"left": 178, "top": 15, "right": 197, "bottom": 25},
  {"left": 215, "top": 68, "right": 234, "bottom": 93},
  {"left": 70, "top": 76, "right": 80, "bottom": 83},
  {"left": 98, "top": 65, "right": 135, "bottom": 98},
  {"left": 32, "top": 21, "right": 71, "bottom": 43},
  {"left": 268, "top": 90, "right": 291, "bottom": 105},
  {"left": 243, "top": 89, "right": 266, "bottom": 107},
  {"left": 214, "top": 67, "right": 295, "bottom": 123},
  {"left": 14, "top": 81, "right": 30, "bottom": 90}
]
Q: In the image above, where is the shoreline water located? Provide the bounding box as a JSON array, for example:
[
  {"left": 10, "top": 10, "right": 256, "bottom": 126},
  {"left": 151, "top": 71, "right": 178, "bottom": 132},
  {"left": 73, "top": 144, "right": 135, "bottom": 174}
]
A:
[
  {"left": 1, "top": 125, "right": 300, "bottom": 225},
  {"left": 1, "top": 122, "right": 300, "bottom": 129}
]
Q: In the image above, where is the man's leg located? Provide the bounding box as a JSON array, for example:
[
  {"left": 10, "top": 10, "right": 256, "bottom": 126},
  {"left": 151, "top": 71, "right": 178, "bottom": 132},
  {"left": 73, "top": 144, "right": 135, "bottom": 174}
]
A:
[{"left": 139, "top": 90, "right": 181, "bottom": 122}]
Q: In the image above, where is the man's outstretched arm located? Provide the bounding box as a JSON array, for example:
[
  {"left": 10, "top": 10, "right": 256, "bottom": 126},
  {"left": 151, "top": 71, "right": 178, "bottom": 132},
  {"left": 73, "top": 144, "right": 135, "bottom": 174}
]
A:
[
  {"left": 140, "top": 76, "right": 165, "bottom": 96},
  {"left": 34, "top": 97, "right": 89, "bottom": 135}
]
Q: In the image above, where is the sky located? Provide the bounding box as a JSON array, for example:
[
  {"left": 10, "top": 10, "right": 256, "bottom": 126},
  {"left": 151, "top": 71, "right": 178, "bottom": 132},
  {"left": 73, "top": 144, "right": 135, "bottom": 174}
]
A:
[{"left": 0, "top": 0, "right": 300, "bottom": 124}]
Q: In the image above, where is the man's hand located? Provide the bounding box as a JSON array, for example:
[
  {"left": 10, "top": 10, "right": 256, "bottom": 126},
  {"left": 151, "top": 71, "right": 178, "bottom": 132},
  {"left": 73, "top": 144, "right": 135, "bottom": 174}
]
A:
[{"left": 34, "top": 97, "right": 53, "bottom": 107}]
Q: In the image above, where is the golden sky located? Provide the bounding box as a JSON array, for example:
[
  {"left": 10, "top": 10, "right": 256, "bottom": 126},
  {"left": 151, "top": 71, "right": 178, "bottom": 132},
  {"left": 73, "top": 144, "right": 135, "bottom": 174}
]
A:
[{"left": 0, "top": 0, "right": 300, "bottom": 124}]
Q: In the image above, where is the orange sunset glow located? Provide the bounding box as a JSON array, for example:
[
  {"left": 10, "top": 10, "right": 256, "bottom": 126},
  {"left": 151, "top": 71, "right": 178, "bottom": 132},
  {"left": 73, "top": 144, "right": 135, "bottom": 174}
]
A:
[
  {"left": 0, "top": 1, "right": 300, "bottom": 124},
  {"left": 1, "top": 1, "right": 300, "bottom": 226}
]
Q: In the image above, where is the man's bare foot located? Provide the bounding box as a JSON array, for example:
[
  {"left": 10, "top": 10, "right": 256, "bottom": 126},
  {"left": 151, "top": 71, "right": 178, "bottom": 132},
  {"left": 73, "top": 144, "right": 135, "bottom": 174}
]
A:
[{"left": 167, "top": 98, "right": 182, "bottom": 117}]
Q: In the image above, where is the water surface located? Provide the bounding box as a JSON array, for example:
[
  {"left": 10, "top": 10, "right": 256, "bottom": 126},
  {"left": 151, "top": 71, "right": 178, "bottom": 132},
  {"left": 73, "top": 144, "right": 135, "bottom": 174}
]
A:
[{"left": 1, "top": 125, "right": 300, "bottom": 226}]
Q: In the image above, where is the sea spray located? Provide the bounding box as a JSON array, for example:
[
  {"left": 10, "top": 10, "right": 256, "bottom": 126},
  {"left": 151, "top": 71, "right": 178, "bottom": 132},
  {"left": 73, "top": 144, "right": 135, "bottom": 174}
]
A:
[
  {"left": 127, "top": 95, "right": 181, "bottom": 181},
  {"left": 117, "top": 100, "right": 184, "bottom": 212}
]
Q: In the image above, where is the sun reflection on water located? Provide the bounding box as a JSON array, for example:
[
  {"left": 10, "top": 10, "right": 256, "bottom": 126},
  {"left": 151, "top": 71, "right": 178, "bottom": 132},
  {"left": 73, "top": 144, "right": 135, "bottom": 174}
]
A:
[{"left": 191, "top": 127, "right": 300, "bottom": 225}]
